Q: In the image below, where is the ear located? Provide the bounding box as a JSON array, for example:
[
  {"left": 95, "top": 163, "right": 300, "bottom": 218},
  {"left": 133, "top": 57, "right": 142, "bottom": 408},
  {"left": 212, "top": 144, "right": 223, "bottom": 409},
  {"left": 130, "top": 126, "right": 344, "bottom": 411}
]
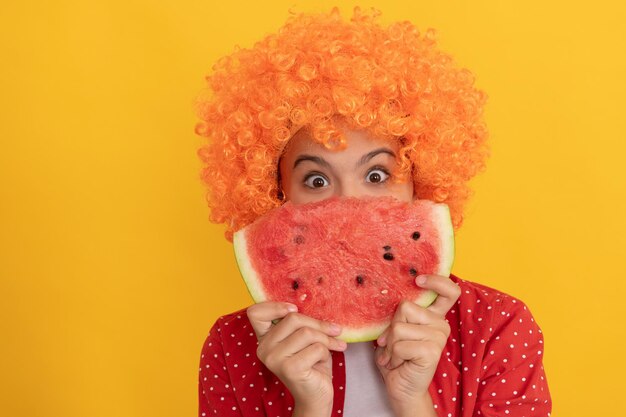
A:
[{"left": 276, "top": 160, "right": 284, "bottom": 201}]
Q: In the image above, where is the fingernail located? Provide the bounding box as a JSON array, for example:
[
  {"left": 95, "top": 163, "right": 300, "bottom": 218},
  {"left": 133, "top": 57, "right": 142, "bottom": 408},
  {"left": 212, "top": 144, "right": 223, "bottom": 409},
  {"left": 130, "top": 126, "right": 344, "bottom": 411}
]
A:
[
  {"left": 416, "top": 275, "right": 427, "bottom": 286},
  {"left": 329, "top": 323, "right": 341, "bottom": 333},
  {"left": 377, "top": 334, "right": 386, "bottom": 345},
  {"left": 286, "top": 304, "right": 298, "bottom": 312}
]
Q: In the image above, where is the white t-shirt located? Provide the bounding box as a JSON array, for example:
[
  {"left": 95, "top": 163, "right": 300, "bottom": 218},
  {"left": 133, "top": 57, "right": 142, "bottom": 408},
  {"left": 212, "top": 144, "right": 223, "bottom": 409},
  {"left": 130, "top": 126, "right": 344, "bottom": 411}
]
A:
[{"left": 343, "top": 341, "right": 395, "bottom": 417}]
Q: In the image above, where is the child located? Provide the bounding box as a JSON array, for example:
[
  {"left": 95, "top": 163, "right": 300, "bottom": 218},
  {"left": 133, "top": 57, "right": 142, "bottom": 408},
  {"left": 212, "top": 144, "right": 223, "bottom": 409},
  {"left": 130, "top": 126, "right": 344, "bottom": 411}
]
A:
[{"left": 194, "top": 7, "right": 551, "bottom": 417}]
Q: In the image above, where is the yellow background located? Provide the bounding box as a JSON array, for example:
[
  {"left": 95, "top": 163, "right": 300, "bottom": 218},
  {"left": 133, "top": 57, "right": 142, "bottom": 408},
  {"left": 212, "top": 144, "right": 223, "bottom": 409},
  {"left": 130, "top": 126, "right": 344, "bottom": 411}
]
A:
[{"left": 1, "top": 1, "right": 624, "bottom": 416}]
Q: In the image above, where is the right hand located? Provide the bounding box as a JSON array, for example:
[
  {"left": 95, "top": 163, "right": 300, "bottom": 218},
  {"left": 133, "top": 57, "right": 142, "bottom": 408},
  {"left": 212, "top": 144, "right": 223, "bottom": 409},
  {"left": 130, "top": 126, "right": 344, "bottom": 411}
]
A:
[{"left": 247, "top": 301, "right": 347, "bottom": 415}]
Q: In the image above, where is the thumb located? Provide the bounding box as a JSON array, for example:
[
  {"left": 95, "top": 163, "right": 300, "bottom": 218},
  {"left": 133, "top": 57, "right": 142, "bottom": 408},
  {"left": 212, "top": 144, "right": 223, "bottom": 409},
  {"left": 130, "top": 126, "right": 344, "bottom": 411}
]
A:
[
  {"left": 246, "top": 301, "right": 298, "bottom": 339},
  {"left": 374, "top": 346, "right": 391, "bottom": 379}
]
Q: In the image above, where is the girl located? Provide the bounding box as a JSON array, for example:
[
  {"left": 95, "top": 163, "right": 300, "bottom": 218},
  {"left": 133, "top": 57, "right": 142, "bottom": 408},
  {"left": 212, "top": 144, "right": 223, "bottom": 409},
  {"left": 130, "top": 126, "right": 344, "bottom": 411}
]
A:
[{"left": 194, "top": 7, "right": 551, "bottom": 417}]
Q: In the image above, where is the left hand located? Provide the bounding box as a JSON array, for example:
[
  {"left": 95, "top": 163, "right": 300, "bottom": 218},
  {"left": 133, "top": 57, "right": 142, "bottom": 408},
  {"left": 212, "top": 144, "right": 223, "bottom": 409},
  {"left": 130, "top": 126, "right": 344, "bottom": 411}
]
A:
[{"left": 374, "top": 274, "right": 461, "bottom": 415}]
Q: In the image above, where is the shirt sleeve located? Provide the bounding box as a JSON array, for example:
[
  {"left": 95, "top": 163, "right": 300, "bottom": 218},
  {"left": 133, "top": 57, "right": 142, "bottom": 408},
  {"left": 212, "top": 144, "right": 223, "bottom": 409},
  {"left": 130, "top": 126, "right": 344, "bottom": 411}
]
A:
[
  {"left": 198, "top": 319, "right": 243, "bottom": 417},
  {"left": 474, "top": 296, "right": 552, "bottom": 417}
]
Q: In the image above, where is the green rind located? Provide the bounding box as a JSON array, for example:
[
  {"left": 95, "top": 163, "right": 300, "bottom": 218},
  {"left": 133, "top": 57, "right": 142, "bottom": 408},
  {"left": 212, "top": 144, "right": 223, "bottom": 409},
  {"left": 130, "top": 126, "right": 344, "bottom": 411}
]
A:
[
  {"left": 433, "top": 203, "right": 456, "bottom": 277},
  {"left": 233, "top": 230, "right": 268, "bottom": 304}
]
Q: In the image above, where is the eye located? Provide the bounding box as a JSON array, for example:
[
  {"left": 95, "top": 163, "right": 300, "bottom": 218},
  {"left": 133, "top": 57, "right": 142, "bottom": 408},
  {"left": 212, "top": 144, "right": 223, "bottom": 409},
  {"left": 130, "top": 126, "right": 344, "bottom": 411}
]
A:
[
  {"left": 303, "top": 173, "right": 329, "bottom": 189},
  {"left": 366, "top": 167, "right": 390, "bottom": 184}
]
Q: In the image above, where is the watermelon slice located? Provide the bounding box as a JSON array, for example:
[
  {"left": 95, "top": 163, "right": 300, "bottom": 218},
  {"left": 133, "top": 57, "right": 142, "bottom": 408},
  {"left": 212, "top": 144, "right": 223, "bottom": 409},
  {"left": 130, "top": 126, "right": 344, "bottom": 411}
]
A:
[{"left": 233, "top": 196, "right": 455, "bottom": 342}]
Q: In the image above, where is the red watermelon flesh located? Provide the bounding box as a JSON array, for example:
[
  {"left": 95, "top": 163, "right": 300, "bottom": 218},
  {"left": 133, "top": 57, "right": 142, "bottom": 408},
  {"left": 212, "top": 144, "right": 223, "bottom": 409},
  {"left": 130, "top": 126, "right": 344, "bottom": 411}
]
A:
[{"left": 233, "top": 196, "right": 455, "bottom": 342}]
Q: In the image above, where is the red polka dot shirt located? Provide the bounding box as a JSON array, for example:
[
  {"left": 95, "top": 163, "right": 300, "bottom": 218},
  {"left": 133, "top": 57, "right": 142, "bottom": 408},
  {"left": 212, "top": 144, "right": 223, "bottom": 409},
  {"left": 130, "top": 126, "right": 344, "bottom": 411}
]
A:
[{"left": 198, "top": 274, "right": 552, "bottom": 416}]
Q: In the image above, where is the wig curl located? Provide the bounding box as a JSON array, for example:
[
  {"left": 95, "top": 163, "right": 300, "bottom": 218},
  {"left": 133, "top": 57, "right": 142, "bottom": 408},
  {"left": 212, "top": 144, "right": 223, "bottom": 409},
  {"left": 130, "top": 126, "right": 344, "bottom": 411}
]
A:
[{"left": 195, "top": 7, "right": 490, "bottom": 241}]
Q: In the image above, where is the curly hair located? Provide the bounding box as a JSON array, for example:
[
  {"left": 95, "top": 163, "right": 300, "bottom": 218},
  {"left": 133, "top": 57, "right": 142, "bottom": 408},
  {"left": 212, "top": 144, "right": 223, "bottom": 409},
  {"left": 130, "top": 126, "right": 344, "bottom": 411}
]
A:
[{"left": 194, "top": 6, "right": 490, "bottom": 241}]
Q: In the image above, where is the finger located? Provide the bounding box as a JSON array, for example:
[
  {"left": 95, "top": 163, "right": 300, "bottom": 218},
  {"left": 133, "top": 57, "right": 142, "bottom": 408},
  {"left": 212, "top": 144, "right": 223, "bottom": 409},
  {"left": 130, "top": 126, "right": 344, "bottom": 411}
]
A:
[
  {"left": 247, "top": 302, "right": 298, "bottom": 339},
  {"left": 377, "top": 322, "right": 448, "bottom": 369},
  {"left": 283, "top": 342, "right": 332, "bottom": 376},
  {"left": 416, "top": 274, "right": 461, "bottom": 316},
  {"left": 273, "top": 326, "right": 347, "bottom": 359},
  {"left": 392, "top": 299, "right": 441, "bottom": 326},
  {"left": 382, "top": 321, "right": 448, "bottom": 350},
  {"left": 387, "top": 340, "right": 443, "bottom": 370},
  {"left": 263, "top": 312, "right": 342, "bottom": 346},
  {"left": 377, "top": 300, "right": 447, "bottom": 345},
  {"left": 374, "top": 346, "right": 392, "bottom": 380}
]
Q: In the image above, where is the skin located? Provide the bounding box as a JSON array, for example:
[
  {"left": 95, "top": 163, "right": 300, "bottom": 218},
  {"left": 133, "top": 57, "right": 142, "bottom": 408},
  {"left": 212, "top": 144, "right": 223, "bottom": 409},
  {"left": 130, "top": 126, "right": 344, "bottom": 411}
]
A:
[{"left": 246, "top": 123, "right": 462, "bottom": 417}]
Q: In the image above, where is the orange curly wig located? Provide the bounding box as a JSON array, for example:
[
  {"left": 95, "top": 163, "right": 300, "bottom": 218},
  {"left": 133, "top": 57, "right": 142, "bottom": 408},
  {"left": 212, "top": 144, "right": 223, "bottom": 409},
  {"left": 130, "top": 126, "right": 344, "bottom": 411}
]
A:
[{"left": 194, "top": 7, "right": 490, "bottom": 242}]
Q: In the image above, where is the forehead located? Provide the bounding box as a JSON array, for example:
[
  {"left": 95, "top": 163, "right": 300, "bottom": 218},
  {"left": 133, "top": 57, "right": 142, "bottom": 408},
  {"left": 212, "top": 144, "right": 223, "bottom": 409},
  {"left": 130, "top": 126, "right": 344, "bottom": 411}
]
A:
[{"left": 282, "top": 126, "right": 400, "bottom": 162}]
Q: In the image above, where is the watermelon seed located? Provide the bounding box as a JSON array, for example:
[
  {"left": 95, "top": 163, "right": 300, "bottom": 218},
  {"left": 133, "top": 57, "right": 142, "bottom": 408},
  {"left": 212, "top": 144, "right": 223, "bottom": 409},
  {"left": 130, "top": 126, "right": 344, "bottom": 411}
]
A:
[
  {"left": 383, "top": 253, "right": 394, "bottom": 261},
  {"left": 381, "top": 289, "right": 389, "bottom": 295},
  {"left": 317, "top": 277, "right": 323, "bottom": 284},
  {"left": 412, "top": 231, "right": 421, "bottom": 240},
  {"left": 292, "top": 280, "right": 299, "bottom": 290},
  {"left": 356, "top": 275, "right": 364, "bottom": 285},
  {"left": 383, "top": 245, "right": 391, "bottom": 251},
  {"left": 409, "top": 268, "right": 417, "bottom": 277},
  {"left": 299, "top": 293, "right": 308, "bottom": 301},
  {"left": 294, "top": 235, "right": 305, "bottom": 244}
]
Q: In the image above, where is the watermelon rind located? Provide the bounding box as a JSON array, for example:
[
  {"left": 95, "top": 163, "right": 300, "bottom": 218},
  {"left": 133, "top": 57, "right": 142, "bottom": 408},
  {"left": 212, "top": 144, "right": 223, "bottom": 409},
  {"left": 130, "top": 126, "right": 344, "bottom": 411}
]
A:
[
  {"left": 231, "top": 199, "right": 455, "bottom": 343},
  {"left": 233, "top": 230, "right": 269, "bottom": 304},
  {"left": 433, "top": 202, "right": 455, "bottom": 276}
]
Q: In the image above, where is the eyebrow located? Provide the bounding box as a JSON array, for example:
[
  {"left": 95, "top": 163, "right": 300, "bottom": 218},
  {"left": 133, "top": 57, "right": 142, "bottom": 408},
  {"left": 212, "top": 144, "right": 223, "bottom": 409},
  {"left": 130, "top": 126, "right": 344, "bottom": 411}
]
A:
[{"left": 292, "top": 148, "right": 396, "bottom": 170}]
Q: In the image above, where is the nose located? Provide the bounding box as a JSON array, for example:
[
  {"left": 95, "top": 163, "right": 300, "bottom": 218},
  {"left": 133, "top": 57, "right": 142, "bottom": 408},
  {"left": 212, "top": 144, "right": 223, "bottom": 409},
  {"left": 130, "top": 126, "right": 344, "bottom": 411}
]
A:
[{"left": 333, "top": 180, "right": 363, "bottom": 199}]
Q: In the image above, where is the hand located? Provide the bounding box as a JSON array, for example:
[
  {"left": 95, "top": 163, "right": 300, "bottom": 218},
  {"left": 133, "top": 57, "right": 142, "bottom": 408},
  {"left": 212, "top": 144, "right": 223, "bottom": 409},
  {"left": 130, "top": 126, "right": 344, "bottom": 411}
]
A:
[
  {"left": 374, "top": 274, "right": 461, "bottom": 416},
  {"left": 247, "top": 301, "right": 347, "bottom": 417}
]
